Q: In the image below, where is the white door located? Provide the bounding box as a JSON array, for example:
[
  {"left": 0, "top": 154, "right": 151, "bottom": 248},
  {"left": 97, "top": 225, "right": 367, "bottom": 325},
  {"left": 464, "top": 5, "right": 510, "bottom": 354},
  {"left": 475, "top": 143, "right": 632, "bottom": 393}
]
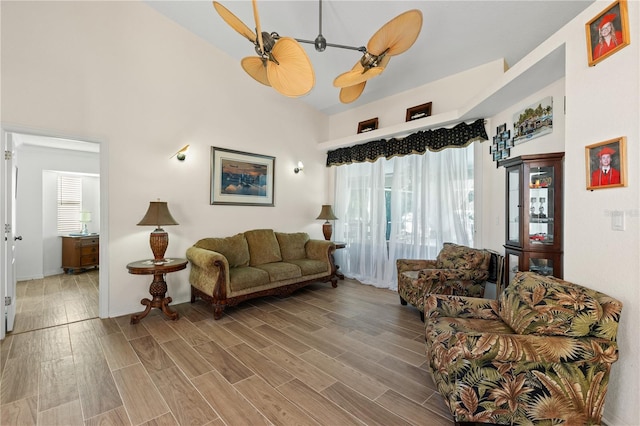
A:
[{"left": 1, "top": 131, "right": 18, "bottom": 338}]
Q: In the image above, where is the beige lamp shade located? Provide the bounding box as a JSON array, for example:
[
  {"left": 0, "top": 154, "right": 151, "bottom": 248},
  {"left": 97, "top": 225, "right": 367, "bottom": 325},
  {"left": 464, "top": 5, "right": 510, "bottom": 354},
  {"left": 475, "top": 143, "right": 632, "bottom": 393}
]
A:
[
  {"left": 137, "top": 201, "right": 179, "bottom": 261},
  {"left": 316, "top": 205, "right": 338, "bottom": 221},
  {"left": 316, "top": 205, "right": 338, "bottom": 241},
  {"left": 137, "top": 202, "right": 179, "bottom": 229}
]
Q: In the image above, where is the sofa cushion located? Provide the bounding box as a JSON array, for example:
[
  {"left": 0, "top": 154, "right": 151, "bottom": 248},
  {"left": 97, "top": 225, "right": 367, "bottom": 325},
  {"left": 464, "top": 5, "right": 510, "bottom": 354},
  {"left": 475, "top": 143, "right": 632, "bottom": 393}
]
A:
[
  {"left": 194, "top": 234, "right": 250, "bottom": 268},
  {"left": 275, "top": 232, "right": 310, "bottom": 261},
  {"left": 255, "top": 262, "right": 301, "bottom": 282},
  {"left": 229, "top": 267, "right": 270, "bottom": 292},
  {"left": 436, "top": 242, "right": 490, "bottom": 270},
  {"left": 286, "top": 259, "right": 328, "bottom": 276},
  {"left": 499, "top": 272, "right": 603, "bottom": 337},
  {"left": 245, "top": 229, "right": 282, "bottom": 266}
]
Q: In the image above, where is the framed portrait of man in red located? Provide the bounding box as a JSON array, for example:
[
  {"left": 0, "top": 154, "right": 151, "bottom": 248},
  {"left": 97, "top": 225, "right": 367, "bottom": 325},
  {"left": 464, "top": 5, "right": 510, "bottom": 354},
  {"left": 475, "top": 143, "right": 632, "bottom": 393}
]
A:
[
  {"left": 585, "top": 137, "right": 627, "bottom": 190},
  {"left": 585, "top": 0, "right": 630, "bottom": 67}
]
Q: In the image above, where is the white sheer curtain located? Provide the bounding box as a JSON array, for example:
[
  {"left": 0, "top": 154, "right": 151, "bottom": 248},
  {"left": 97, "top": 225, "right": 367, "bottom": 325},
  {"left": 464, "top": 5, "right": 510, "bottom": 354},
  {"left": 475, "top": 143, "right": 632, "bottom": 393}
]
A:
[{"left": 333, "top": 145, "right": 474, "bottom": 290}]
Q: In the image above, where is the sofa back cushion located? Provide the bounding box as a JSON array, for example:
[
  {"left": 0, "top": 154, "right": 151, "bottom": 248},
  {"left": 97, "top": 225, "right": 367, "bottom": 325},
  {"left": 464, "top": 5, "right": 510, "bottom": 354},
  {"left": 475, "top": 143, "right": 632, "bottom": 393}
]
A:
[
  {"left": 275, "top": 232, "right": 309, "bottom": 261},
  {"left": 195, "top": 233, "right": 250, "bottom": 268},
  {"left": 245, "top": 229, "right": 282, "bottom": 266},
  {"left": 436, "top": 243, "right": 491, "bottom": 271},
  {"left": 499, "top": 272, "right": 621, "bottom": 339}
]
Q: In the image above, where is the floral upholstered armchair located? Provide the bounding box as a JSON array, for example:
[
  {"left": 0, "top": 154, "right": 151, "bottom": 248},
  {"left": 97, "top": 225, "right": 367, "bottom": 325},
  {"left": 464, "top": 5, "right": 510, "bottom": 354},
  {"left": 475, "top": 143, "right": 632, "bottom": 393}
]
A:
[
  {"left": 424, "top": 271, "right": 623, "bottom": 425},
  {"left": 397, "top": 243, "right": 492, "bottom": 319}
]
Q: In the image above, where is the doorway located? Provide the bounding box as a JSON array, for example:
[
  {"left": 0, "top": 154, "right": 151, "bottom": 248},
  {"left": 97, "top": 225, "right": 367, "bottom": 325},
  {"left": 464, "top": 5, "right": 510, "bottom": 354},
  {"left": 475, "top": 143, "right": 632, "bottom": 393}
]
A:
[{"left": 2, "top": 131, "right": 109, "bottom": 337}]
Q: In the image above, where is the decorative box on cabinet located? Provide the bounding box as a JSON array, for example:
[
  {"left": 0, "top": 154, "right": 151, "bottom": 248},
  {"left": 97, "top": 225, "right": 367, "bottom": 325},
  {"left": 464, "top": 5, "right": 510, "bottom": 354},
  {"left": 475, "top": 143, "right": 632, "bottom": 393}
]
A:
[
  {"left": 499, "top": 152, "right": 564, "bottom": 288},
  {"left": 62, "top": 235, "right": 99, "bottom": 274}
]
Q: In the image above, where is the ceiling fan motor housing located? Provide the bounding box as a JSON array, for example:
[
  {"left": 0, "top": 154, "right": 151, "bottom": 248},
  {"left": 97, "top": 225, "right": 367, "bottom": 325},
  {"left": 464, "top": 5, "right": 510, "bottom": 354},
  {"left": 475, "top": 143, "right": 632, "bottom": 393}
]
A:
[
  {"left": 360, "top": 51, "right": 378, "bottom": 70},
  {"left": 254, "top": 31, "right": 277, "bottom": 56}
]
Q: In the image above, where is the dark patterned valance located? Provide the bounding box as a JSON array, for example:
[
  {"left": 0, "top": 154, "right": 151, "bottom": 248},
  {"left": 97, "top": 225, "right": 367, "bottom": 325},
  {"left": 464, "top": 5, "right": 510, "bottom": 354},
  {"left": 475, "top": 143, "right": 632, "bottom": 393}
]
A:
[{"left": 326, "top": 118, "right": 488, "bottom": 166}]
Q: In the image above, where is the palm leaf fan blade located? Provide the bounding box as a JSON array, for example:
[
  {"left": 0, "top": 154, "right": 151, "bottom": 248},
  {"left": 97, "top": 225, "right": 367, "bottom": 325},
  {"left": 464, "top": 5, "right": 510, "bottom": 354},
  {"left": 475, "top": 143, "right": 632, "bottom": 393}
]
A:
[
  {"left": 241, "top": 57, "right": 270, "bottom": 86},
  {"left": 367, "top": 9, "right": 423, "bottom": 56},
  {"left": 251, "top": 0, "right": 264, "bottom": 55},
  {"left": 212, "top": 2, "right": 256, "bottom": 43},
  {"left": 266, "top": 37, "right": 315, "bottom": 97},
  {"left": 333, "top": 63, "right": 384, "bottom": 88},
  {"left": 339, "top": 82, "right": 366, "bottom": 104}
]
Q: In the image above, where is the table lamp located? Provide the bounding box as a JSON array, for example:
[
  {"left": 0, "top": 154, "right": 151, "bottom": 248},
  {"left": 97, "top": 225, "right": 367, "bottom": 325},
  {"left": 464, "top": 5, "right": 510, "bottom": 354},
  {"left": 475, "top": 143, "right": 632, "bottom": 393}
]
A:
[
  {"left": 79, "top": 211, "right": 91, "bottom": 235},
  {"left": 316, "top": 204, "right": 338, "bottom": 241},
  {"left": 137, "top": 201, "right": 179, "bottom": 262}
]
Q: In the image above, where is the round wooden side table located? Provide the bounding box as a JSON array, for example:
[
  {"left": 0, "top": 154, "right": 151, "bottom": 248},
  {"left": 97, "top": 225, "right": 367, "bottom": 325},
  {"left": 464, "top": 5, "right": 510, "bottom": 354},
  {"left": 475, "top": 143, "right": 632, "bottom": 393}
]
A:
[{"left": 126, "top": 258, "right": 188, "bottom": 324}]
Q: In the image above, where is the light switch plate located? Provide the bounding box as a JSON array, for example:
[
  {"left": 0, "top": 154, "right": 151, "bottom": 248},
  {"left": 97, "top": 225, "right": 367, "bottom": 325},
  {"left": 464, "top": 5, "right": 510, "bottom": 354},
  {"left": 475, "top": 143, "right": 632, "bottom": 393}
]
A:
[{"left": 612, "top": 210, "right": 625, "bottom": 231}]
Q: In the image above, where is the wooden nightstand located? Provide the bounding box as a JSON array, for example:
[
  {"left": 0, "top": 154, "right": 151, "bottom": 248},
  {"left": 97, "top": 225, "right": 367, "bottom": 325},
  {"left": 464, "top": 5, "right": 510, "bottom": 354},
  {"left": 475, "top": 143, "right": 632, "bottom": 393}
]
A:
[{"left": 61, "top": 235, "right": 99, "bottom": 274}]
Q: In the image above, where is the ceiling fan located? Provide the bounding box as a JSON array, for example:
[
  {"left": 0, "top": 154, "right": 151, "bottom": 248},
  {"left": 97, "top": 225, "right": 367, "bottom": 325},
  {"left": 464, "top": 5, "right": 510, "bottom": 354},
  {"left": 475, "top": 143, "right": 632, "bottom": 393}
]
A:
[
  {"left": 212, "top": 0, "right": 422, "bottom": 103},
  {"left": 294, "top": 1, "right": 422, "bottom": 103},
  {"left": 213, "top": 0, "right": 315, "bottom": 98}
]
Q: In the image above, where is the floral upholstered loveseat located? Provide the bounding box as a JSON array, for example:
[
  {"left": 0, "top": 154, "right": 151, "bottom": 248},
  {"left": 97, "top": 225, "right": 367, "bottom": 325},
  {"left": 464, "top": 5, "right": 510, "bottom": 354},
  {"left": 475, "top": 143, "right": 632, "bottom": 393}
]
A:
[
  {"left": 186, "top": 229, "right": 337, "bottom": 319},
  {"left": 397, "top": 243, "right": 492, "bottom": 319},
  {"left": 425, "top": 271, "right": 623, "bottom": 425}
]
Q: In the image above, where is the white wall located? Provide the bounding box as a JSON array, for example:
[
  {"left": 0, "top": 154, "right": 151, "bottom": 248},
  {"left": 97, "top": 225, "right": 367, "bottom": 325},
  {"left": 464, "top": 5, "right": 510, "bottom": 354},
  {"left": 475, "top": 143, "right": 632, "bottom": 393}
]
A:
[
  {"left": 563, "top": 2, "right": 639, "bottom": 424},
  {"left": 1, "top": 1, "right": 329, "bottom": 316},
  {"left": 14, "top": 145, "right": 100, "bottom": 280}
]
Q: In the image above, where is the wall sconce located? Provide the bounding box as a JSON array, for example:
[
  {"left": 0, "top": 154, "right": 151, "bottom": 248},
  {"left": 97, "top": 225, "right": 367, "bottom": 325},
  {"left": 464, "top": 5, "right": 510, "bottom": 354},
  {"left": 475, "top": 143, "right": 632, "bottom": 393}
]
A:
[
  {"left": 170, "top": 144, "right": 190, "bottom": 161},
  {"left": 294, "top": 161, "right": 304, "bottom": 173}
]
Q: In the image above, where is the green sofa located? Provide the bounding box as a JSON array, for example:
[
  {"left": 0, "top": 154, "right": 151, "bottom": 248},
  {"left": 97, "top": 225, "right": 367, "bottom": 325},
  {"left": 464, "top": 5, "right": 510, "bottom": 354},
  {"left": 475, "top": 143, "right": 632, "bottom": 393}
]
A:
[
  {"left": 425, "top": 271, "right": 622, "bottom": 425},
  {"left": 186, "top": 229, "right": 337, "bottom": 319}
]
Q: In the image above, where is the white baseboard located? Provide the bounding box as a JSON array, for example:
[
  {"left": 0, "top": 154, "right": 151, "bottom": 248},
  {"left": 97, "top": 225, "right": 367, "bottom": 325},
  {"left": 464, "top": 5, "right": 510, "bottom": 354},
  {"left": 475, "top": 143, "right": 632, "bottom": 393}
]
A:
[
  {"left": 16, "top": 274, "right": 44, "bottom": 281},
  {"left": 44, "top": 268, "right": 64, "bottom": 277}
]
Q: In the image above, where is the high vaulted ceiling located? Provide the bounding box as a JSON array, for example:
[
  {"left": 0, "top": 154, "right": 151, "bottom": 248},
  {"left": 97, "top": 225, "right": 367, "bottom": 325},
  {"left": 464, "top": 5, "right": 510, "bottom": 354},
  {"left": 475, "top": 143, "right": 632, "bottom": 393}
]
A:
[{"left": 146, "top": 0, "right": 594, "bottom": 115}]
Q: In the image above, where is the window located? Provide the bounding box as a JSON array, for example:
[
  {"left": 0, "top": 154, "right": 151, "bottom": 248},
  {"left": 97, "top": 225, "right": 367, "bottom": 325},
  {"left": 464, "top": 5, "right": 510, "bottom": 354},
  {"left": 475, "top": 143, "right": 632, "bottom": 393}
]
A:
[
  {"left": 334, "top": 145, "right": 474, "bottom": 289},
  {"left": 57, "top": 175, "right": 82, "bottom": 234}
]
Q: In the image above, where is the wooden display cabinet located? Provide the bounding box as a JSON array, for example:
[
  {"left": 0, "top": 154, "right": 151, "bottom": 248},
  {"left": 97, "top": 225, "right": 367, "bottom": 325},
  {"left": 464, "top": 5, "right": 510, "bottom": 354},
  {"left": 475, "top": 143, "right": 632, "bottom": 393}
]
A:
[
  {"left": 499, "top": 152, "right": 564, "bottom": 287},
  {"left": 62, "top": 235, "right": 99, "bottom": 274}
]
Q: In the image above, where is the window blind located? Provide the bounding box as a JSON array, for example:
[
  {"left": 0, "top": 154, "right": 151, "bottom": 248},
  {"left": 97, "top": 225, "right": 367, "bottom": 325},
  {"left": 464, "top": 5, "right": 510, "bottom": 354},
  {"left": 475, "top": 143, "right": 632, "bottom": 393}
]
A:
[{"left": 57, "top": 175, "right": 82, "bottom": 234}]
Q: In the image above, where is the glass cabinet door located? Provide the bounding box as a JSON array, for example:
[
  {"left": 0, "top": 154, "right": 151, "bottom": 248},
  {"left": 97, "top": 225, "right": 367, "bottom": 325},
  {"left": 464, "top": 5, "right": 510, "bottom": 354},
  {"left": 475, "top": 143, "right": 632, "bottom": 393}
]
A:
[
  {"left": 506, "top": 251, "right": 520, "bottom": 286},
  {"left": 527, "top": 164, "right": 556, "bottom": 248},
  {"left": 507, "top": 167, "right": 521, "bottom": 246},
  {"left": 529, "top": 257, "right": 554, "bottom": 276}
]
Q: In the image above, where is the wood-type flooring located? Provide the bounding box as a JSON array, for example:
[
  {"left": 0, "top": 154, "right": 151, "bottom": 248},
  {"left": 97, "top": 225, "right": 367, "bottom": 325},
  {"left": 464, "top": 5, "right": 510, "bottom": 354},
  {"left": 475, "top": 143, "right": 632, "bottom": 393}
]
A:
[{"left": 1, "top": 272, "right": 454, "bottom": 425}]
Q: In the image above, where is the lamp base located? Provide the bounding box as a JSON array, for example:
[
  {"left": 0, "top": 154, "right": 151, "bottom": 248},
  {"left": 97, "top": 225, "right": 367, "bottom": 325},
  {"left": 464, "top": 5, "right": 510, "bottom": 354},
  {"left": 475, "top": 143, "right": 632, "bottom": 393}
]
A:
[
  {"left": 81, "top": 223, "right": 89, "bottom": 235},
  {"left": 322, "top": 222, "right": 332, "bottom": 241},
  {"left": 150, "top": 228, "right": 169, "bottom": 261}
]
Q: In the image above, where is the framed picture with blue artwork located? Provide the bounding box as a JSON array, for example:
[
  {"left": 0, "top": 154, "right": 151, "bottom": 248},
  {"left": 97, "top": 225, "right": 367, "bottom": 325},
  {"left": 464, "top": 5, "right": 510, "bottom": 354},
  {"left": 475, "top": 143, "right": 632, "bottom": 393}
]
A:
[{"left": 210, "top": 147, "right": 275, "bottom": 206}]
